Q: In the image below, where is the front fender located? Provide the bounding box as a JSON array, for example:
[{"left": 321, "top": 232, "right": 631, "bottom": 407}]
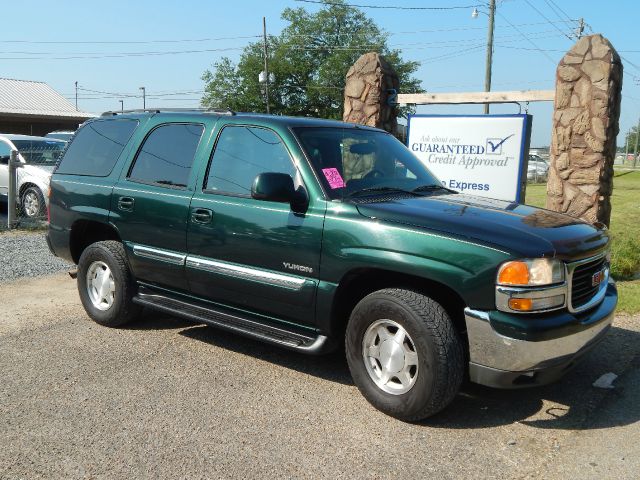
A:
[{"left": 319, "top": 209, "right": 512, "bottom": 313}]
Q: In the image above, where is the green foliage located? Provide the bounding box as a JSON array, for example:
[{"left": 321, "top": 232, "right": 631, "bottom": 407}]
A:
[
  {"left": 620, "top": 126, "right": 638, "bottom": 154},
  {"left": 201, "top": 0, "right": 422, "bottom": 119},
  {"left": 616, "top": 280, "right": 640, "bottom": 314}
]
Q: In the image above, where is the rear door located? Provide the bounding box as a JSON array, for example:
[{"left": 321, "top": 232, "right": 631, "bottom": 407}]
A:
[{"left": 110, "top": 121, "right": 207, "bottom": 291}]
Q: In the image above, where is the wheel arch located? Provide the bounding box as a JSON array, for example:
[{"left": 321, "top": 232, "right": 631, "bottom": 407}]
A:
[
  {"left": 329, "top": 267, "right": 468, "bottom": 344},
  {"left": 18, "top": 181, "right": 46, "bottom": 201},
  {"left": 69, "top": 219, "right": 122, "bottom": 264}
]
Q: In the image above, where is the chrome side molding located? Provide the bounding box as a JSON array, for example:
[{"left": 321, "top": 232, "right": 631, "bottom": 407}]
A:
[
  {"left": 132, "top": 245, "right": 186, "bottom": 266},
  {"left": 185, "top": 255, "right": 309, "bottom": 291}
]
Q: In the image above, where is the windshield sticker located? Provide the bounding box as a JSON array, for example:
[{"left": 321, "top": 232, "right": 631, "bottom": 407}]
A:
[{"left": 322, "top": 168, "right": 345, "bottom": 189}]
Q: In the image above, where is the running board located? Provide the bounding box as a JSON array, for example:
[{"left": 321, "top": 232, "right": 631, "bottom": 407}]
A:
[{"left": 132, "top": 288, "right": 329, "bottom": 354}]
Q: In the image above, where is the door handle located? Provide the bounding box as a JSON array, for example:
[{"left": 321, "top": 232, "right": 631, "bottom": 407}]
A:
[
  {"left": 191, "top": 208, "right": 213, "bottom": 224},
  {"left": 118, "top": 196, "right": 135, "bottom": 211}
]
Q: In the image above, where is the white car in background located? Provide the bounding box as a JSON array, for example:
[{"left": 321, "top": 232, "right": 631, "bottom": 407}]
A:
[
  {"left": 45, "top": 130, "right": 75, "bottom": 142},
  {"left": 527, "top": 154, "right": 549, "bottom": 182},
  {"left": 0, "top": 134, "right": 66, "bottom": 218}
]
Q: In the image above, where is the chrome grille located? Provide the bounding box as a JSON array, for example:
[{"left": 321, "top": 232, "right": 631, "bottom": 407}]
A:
[{"left": 570, "top": 256, "right": 607, "bottom": 310}]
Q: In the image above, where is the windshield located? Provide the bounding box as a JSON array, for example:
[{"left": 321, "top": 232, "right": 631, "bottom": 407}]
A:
[
  {"left": 294, "top": 127, "right": 442, "bottom": 200},
  {"left": 12, "top": 139, "right": 66, "bottom": 165}
]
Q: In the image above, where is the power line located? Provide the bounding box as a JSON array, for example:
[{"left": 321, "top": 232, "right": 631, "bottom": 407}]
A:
[
  {"left": 543, "top": 0, "right": 577, "bottom": 29},
  {"left": 545, "top": 0, "right": 575, "bottom": 26},
  {"left": 425, "top": 78, "right": 551, "bottom": 90},
  {"left": 0, "top": 35, "right": 261, "bottom": 45},
  {"left": 386, "top": 19, "right": 578, "bottom": 36},
  {"left": 293, "top": 0, "right": 482, "bottom": 11},
  {"left": 0, "top": 20, "right": 577, "bottom": 46},
  {"left": 522, "top": 0, "right": 574, "bottom": 40},
  {"left": 417, "top": 44, "right": 486, "bottom": 63},
  {"left": 0, "top": 30, "right": 571, "bottom": 60},
  {"left": 0, "top": 46, "right": 245, "bottom": 60},
  {"left": 619, "top": 54, "right": 640, "bottom": 76},
  {"left": 495, "top": 11, "right": 556, "bottom": 64}
]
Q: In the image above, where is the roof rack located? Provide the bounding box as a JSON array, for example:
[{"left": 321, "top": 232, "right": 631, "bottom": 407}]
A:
[{"left": 100, "top": 107, "right": 235, "bottom": 117}]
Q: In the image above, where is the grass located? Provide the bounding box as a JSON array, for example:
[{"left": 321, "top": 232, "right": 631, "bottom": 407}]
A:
[
  {"left": 616, "top": 280, "right": 640, "bottom": 314},
  {"left": 525, "top": 171, "right": 640, "bottom": 314}
]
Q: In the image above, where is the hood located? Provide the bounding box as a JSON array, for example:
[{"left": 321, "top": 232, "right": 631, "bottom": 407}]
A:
[{"left": 354, "top": 193, "right": 608, "bottom": 259}]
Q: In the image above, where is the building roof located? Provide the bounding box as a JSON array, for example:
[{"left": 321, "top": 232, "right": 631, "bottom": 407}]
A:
[{"left": 0, "top": 78, "right": 93, "bottom": 119}]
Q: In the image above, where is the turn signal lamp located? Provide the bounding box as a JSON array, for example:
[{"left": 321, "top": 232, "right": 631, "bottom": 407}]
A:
[
  {"left": 508, "top": 295, "right": 565, "bottom": 312},
  {"left": 498, "top": 261, "right": 529, "bottom": 286},
  {"left": 508, "top": 298, "right": 532, "bottom": 311}
]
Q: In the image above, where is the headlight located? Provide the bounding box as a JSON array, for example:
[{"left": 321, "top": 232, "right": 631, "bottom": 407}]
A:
[
  {"left": 496, "top": 258, "right": 567, "bottom": 313},
  {"left": 497, "top": 258, "right": 564, "bottom": 286}
]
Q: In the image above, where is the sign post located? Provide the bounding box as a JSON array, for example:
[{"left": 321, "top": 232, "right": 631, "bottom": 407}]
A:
[
  {"left": 407, "top": 114, "right": 532, "bottom": 203},
  {"left": 7, "top": 150, "right": 18, "bottom": 229}
]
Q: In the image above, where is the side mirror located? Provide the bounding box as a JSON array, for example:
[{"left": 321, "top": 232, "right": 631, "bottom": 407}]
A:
[
  {"left": 252, "top": 172, "right": 296, "bottom": 203},
  {"left": 0, "top": 155, "right": 9, "bottom": 165},
  {"left": 251, "top": 172, "right": 309, "bottom": 213}
]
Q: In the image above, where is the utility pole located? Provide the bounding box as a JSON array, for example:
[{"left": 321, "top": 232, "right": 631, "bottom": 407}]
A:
[
  {"left": 625, "top": 129, "right": 630, "bottom": 158},
  {"left": 576, "top": 18, "right": 585, "bottom": 39},
  {"left": 75, "top": 81, "right": 78, "bottom": 110},
  {"left": 483, "top": 0, "right": 496, "bottom": 115},
  {"left": 262, "top": 17, "right": 271, "bottom": 114},
  {"left": 139, "top": 86, "right": 146, "bottom": 109}
]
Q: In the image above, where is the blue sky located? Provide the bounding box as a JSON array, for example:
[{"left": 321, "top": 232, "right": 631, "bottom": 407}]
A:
[{"left": 2, "top": 0, "right": 638, "bottom": 147}]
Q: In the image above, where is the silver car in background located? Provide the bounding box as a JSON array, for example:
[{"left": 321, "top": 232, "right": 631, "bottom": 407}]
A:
[
  {"left": 0, "top": 134, "right": 66, "bottom": 218},
  {"left": 527, "top": 154, "right": 549, "bottom": 182}
]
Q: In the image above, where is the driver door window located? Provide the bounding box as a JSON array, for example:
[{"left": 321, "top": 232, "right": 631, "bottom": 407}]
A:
[{"left": 205, "top": 125, "right": 296, "bottom": 195}]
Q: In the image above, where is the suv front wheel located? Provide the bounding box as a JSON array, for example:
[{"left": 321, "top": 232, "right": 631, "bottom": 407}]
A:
[
  {"left": 77, "top": 241, "right": 141, "bottom": 327},
  {"left": 345, "top": 288, "right": 464, "bottom": 421}
]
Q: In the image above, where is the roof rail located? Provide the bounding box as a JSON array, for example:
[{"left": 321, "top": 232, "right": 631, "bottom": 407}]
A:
[{"left": 100, "top": 107, "right": 235, "bottom": 117}]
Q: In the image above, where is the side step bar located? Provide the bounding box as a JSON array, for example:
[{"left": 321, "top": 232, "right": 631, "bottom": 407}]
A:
[{"left": 132, "top": 288, "right": 329, "bottom": 354}]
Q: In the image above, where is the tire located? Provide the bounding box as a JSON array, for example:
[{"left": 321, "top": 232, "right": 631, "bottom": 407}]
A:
[
  {"left": 20, "top": 186, "right": 45, "bottom": 219},
  {"left": 345, "top": 288, "right": 464, "bottom": 421},
  {"left": 77, "top": 241, "right": 141, "bottom": 327}
]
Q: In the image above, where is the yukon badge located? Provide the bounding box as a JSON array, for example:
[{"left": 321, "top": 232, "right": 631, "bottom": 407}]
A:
[{"left": 283, "top": 262, "right": 313, "bottom": 274}]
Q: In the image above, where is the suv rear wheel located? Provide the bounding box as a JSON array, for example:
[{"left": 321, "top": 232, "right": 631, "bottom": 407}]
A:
[
  {"left": 77, "top": 241, "right": 141, "bottom": 327},
  {"left": 345, "top": 288, "right": 464, "bottom": 421}
]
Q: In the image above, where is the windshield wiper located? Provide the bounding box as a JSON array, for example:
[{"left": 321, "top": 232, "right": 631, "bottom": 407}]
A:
[
  {"left": 412, "top": 184, "right": 457, "bottom": 194},
  {"left": 346, "top": 186, "right": 420, "bottom": 198}
]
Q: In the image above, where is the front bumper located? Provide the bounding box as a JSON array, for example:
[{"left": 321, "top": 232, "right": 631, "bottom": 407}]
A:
[{"left": 465, "top": 280, "right": 617, "bottom": 388}]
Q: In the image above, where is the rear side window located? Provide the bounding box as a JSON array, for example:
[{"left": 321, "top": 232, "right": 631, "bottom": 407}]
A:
[
  {"left": 128, "top": 123, "right": 204, "bottom": 189},
  {"left": 206, "top": 125, "right": 295, "bottom": 195},
  {"left": 56, "top": 119, "right": 139, "bottom": 176}
]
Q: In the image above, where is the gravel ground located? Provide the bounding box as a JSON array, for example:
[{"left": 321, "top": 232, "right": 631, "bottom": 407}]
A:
[
  {"left": 1, "top": 273, "right": 639, "bottom": 479},
  {"left": 1, "top": 211, "right": 638, "bottom": 478},
  {"left": 0, "top": 231, "right": 70, "bottom": 282}
]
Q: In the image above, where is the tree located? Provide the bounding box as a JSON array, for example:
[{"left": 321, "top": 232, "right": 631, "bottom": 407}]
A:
[
  {"left": 201, "top": 0, "right": 423, "bottom": 119},
  {"left": 622, "top": 126, "right": 639, "bottom": 155}
]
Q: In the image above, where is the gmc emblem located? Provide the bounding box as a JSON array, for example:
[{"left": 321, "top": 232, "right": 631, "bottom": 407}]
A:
[{"left": 592, "top": 269, "right": 606, "bottom": 287}]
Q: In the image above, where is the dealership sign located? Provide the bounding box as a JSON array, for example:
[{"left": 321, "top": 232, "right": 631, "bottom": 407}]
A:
[{"left": 407, "top": 114, "right": 532, "bottom": 202}]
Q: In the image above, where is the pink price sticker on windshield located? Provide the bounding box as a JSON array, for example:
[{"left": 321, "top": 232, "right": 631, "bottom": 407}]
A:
[{"left": 322, "top": 168, "right": 345, "bottom": 189}]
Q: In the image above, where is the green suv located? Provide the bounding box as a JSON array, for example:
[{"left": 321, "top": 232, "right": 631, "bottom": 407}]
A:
[{"left": 47, "top": 110, "right": 617, "bottom": 421}]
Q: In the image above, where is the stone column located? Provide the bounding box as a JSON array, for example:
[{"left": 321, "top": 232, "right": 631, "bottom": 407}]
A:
[
  {"left": 547, "top": 34, "right": 622, "bottom": 227},
  {"left": 343, "top": 52, "right": 399, "bottom": 134}
]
